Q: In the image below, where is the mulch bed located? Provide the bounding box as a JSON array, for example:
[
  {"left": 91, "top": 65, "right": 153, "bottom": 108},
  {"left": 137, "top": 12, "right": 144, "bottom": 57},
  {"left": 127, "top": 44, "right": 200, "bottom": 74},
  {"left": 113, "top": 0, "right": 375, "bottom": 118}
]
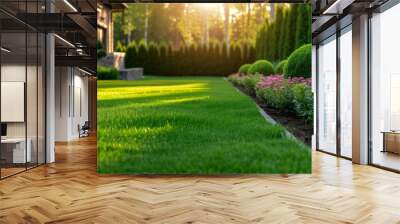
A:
[{"left": 233, "top": 84, "right": 313, "bottom": 146}]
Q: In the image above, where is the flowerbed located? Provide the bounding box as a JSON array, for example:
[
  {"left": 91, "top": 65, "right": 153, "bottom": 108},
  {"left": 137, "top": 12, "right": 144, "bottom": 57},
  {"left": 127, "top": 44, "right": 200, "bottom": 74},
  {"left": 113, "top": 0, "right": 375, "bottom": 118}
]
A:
[{"left": 229, "top": 73, "right": 313, "bottom": 123}]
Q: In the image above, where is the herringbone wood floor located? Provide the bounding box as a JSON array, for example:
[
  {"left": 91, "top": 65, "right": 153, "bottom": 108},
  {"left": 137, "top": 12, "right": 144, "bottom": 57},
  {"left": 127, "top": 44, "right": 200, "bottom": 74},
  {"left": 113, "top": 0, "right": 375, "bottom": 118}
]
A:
[{"left": 1, "top": 136, "right": 400, "bottom": 224}]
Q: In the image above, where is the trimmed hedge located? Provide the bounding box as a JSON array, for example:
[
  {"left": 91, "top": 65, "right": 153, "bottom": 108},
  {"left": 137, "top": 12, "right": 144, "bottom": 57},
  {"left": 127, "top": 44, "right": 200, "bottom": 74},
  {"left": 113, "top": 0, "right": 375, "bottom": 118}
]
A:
[
  {"left": 124, "top": 42, "right": 138, "bottom": 69},
  {"left": 238, "top": 64, "right": 251, "bottom": 74},
  {"left": 124, "top": 42, "right": 256, "bottom": 76},
  {"left": 275, "top": 59, "right": 287, "bottom": 74},
  {"left": 285, "top": 44, "right": 311, "bottom": 78},
  {"left": 248, "top": 60, "right": 274, "bottom": 75},
  {"left": 97, "top": 66, "right": 119, "bottom": 80}
]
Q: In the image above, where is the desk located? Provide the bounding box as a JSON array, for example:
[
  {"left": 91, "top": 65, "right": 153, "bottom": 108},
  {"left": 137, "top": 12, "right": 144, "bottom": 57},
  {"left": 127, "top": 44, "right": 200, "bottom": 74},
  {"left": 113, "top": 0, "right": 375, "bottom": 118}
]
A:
[
  {"left": 382, "top": 131, "right": 400, "bottom": 154},
  {"left": 1, "top": 138, "right": 31, "bottom": 163}
]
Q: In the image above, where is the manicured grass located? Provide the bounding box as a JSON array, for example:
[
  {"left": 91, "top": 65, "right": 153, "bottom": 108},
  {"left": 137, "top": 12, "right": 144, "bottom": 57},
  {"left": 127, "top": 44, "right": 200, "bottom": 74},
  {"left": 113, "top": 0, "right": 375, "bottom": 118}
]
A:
[{"left": 97, "top": 76, "right": 311, "bottom": 174}]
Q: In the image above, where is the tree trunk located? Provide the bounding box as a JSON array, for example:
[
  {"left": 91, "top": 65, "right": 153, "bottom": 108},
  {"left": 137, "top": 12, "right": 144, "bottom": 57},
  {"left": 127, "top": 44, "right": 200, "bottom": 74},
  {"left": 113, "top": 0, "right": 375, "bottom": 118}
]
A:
[
  {"left": 224, "top": 4, "right": 230, "bottom": 56},
  {"left": 205, "top": 9, "right": 209, "bottom": 48},
  {"left": 246, "top": 3, "right": 251, "bottom": 43},
  {"left": 270, "top": 4, "right": 275, "bottom": 21},
  {"left": 144, "top": 4, "right": 149, "bottom": 45}
]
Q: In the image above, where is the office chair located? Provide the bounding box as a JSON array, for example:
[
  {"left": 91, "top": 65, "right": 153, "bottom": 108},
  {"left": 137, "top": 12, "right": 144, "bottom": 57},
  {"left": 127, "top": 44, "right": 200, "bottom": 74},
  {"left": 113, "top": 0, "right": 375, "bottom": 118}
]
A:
[{"left": 79, "top": 121, "right": 90, "bottom": 138}]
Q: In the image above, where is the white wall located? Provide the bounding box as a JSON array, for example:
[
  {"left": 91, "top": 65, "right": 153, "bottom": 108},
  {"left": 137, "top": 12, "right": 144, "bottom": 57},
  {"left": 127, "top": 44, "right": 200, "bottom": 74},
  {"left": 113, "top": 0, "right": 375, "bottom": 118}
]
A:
[
  {"left": 1, "top": 65, "right": 37, "bottom": 137},
  {"left": 55, "top": 66, "right": 70, "bottom": 141},
  {"left": 55, "top": 67, "right": 89, "bottom": 141}
]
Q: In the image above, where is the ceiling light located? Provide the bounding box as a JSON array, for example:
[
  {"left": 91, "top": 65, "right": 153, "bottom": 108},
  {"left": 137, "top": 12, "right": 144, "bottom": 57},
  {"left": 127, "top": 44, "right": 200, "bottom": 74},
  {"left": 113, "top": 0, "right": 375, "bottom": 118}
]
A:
[
  {"left": 54, "top": 34, "right": 75, "bottom": 48},
  {"left": 322, "top": 0, "right": 341, "bottom": 14},
  {"left": 322, "top": 0, "right": 354, "bottom": 15},
  {"left": 78, "top": 67, "right": 92, "bottom": 76},
  {"left": 63, "top": 0, "right": 78, "bottom": 12},
  {"left": 1, "top": 47, "right": 11, "bottom": 53}
]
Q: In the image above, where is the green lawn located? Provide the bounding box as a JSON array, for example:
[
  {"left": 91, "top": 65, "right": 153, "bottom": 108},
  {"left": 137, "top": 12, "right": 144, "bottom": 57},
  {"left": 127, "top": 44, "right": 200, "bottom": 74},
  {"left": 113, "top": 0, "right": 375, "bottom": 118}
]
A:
[{"left": 97, "top": 76, "right": 311, "bottom": 174}]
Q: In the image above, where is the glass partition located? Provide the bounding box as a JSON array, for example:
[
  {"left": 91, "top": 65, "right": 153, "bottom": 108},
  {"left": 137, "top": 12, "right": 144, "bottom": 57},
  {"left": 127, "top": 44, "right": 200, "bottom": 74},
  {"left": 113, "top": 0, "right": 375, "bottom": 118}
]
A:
[
  {"left": 370, "top": 4, "right": 400, "bottom": 171},
  {"left": 27, "top": 31, "right": 38, "bottom": 169},
  {"left": 317, "top": 35, "right": 337, "bottom": 154},
  {"left": 0, "top": 1, "right": 46, "bottom": 179},
  {"left": 339, "top": 27, "right": 352, "bottom": 158},
  {"left": 38, "top": 32, "right": 46, "bottom": 165},
  {"left": 0, "top": 31, "right": 28, "bottom": 178}
]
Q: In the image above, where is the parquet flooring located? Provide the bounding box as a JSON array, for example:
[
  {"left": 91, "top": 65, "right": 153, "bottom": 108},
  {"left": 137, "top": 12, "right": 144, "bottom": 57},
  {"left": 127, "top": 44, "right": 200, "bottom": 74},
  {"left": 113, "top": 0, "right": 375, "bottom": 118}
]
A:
[{"left": 1, "top": 135, "right": 400, "bottom": 223}]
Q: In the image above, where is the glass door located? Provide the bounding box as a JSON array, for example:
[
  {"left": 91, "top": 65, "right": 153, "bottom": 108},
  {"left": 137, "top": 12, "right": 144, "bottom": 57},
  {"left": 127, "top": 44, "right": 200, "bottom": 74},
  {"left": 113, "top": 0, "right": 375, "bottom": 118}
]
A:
[
  {"left": 317, "top": 35, "right": 337, "bottom": 154},
  {"left": 370, "top": 3, "right": 400, "bottom": 171}
]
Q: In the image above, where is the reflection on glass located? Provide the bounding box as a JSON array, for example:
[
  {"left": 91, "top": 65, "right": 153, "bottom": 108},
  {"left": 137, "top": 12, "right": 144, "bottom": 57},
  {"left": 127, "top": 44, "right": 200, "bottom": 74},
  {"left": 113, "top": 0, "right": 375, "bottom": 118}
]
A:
[
  {"left": 27, "top": 32, "right": 38, "bottom": 169},
  {"left": 318, "top": 36, "right": 337, "bottom": 154},
  {"left": 1, "top": 31, "right": 27, "bottom": 177},
  {"left": 38, "top": 33, "right": 46, "bottom": 165},
  {"left": 0, "top": 1, "right": 46, "bottom": 179},
  {"left": 340, "top": 28, "right": 352, "bottom": 158},
  {"left": 371, "top": 3, "right": 400, "bottom": 171}
]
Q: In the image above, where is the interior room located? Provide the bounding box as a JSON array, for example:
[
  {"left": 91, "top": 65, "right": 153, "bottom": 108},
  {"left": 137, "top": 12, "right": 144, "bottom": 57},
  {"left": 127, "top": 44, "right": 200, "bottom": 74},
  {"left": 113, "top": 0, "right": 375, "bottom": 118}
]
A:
[
  {"left": 317, "top": 34, "right": 337, "bottom": 155},
  {"left": 314, "top": 0, "right": 399, "bottom": 172},
  {"left": 370, "top": 2, "right": 400, "bottom": 171},
  {"left": 0, "top": 0, "right": 97, "bottom": 179},
  {"left": 0, "top": 2, "right": 46, "bottom": 178},
  {"left": 54, "top": 66, "right": 91, "bottom": 141}
]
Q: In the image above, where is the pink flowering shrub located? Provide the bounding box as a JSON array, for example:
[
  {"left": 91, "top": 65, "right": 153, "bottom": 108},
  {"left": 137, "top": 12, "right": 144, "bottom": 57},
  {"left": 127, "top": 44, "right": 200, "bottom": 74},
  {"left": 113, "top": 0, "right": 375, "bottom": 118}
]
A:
[
  {"left": 256, "top": 75, "right": 311, "bottom": 89},
  {"left": 287, "top": 77, "right": 312, "bottom": 86},
  {"left": 229, "top": 73, "right": 313, "bottom": 122},
  {"left": 255, "top": 75, "right": 312, "bottom": 117}
]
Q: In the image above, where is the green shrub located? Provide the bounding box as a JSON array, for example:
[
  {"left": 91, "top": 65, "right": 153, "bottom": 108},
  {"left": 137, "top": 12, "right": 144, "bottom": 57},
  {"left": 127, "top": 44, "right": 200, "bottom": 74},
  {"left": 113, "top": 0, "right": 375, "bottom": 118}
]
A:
[
  {"left": 275, "top": 59, "right": 287, "bottom": 74},
  {"left": 119, "top": 41, "right": 257, "bottom": 76},
  {"left": 97, "top": 66, "right": 119, "bottom": 80},
  {"left": 228, "top": 73, "right": 242, "bottom": 85},
  {"left": 124, "top": 42, "right": 138, "bottom": 68},
  {"left": 238, "top": 64, "right": 251, "bottom": 74},
  {"left": 283, "top": 61, "right": 289, "bottom": 75},
  {"left": 285, "top": 44, "right": 311, "bottom": 78},
  {"left": 240, "top": 74, "right": 262, "bottom": 94},
  {"left": 97, "top": 41, "right": 106, "bottom": 59},
  {"left": 97, "top": 49, "right": 106, "bottom": 59},
  {"left": 248, "top": 60, "right": 274, "bottom": 75},
  {"left": 97, "top": 41, "right": 104, "bottom": 49},
  {"left": 115, "top": 41, "right": 126, "bottom": 52},
  {"left": 146, "top": 42, "right": 160, "bottom": 75},
  {"left": 292, "top": 83, "right": 313, "bottom": 122},
  {"left": 256, "top": 81, "right": 294, "bottom": 113},
  {"left": 228, "top": 73, "right": 262, "bottom": 95}
]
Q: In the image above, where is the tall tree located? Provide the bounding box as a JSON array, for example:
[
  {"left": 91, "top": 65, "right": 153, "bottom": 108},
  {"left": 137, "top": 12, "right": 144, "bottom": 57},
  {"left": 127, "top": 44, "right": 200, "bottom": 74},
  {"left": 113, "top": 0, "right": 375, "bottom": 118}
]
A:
[
  {"left": 274, "top": 5, "right": 284, "bottom": 60},
  {"left": 283, "top": 4, "right": 298, "bottom": 57},
  {"left": 295, "top": 4, "right": 312, "bottom": 49},
  {"left": 246, "top": 3, "right": 251, "bottom": 43},
  {"left": 144, "top": 4, "right": 149, "bottom": 45},
  {"left": 224, "top": 4, "right": 231, "bottom": 56}
]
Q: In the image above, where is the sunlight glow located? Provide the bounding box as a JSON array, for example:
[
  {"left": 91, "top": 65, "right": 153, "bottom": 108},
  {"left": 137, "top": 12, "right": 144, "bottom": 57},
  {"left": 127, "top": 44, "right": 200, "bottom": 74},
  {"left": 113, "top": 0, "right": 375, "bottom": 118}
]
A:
[{"left": 193, "top": 3, "right": 222, "bottom": 9}]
